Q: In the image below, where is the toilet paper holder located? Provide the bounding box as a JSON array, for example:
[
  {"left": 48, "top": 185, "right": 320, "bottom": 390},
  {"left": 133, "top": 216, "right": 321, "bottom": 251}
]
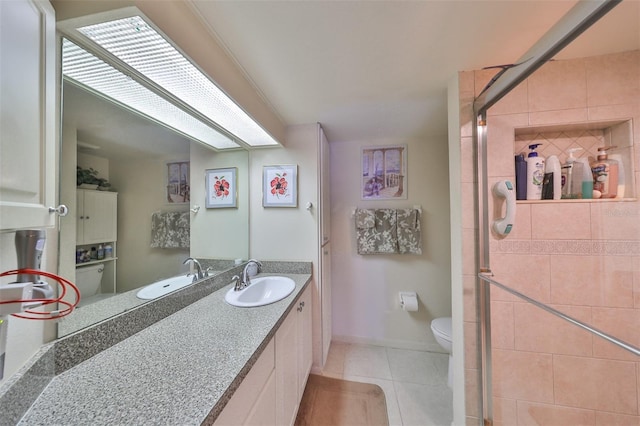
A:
[{"left": 399, "top": 291, "right": 418, "bottom": 312}]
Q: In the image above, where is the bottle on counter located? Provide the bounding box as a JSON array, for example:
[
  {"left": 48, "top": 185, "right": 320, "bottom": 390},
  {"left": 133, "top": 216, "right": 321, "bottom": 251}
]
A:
[
  {"left": 90, "top": 246, "right": 97, "bottom": 260},
  {"left": 104, "top": 244, "right": 113, "bottom": 258},
  {"left": 591, "top": 146, "right": 618, "bottom": 199},
  {"left": 561, "top": 148, "right": 582, "bottom": 199},
  {"left": 577, "top": 158, "right": 593, "bottom": 199},
  {"left": 542, "top": 155, "right": 561, "bottom": 200},
  {"left": 515, "top": 154, "right": 527, "bottom": 200},
  {"left": 526, "top": 143, "right": 545, "bottom": 200},
  {"left": 97, "top": 244, "right": 105, "bottom": 260}
]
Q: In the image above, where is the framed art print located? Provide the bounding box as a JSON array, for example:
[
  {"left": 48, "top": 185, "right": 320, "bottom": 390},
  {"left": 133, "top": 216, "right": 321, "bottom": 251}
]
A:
[
  {"left": 205, "top": 167, "right": 237, "bottom": 208},
  {"left": 263, "top": 165, "right": 298, "bottom": 207},
  {"left": 361, "top": 145, "right": 407, "bottom": 200},
  {"left": 166, "top": 161, "right": 190, "bottom": 204}
]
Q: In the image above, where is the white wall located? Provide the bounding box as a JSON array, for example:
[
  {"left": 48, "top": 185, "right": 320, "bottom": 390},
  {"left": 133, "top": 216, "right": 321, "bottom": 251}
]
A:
[
  {"left": 330, "top": 137, "right": 451, "bottom": 351},
  {"left": 249, "top": 124, "right": 320, "bottom": 261},
  {"left": 190, "top": 143, "right": 249, "bottom": 261}
]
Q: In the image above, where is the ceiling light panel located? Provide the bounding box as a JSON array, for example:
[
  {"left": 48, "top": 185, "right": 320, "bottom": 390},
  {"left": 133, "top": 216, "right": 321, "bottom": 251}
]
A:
[
  {"left": 62, "top": 39, "right": 239, "bottom": 150},
  {"left": 77, "top": 15, "right": 279, "bottom": 147}
]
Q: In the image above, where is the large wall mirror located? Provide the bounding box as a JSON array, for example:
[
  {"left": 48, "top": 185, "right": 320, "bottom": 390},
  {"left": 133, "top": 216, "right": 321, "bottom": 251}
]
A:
[{"left": 58, "top": 68, "right": 249, "bottom": 337}]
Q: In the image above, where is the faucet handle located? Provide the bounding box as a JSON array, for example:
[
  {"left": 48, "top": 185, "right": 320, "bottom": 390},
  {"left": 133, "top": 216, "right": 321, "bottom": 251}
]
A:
[{"left": 232, "top": 275, "right": 241, "bottom": 291}]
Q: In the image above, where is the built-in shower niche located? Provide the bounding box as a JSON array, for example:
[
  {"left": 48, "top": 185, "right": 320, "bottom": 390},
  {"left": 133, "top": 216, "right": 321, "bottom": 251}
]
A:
[{"left": 514, "top": 119, "right": 635, "bottom": 200}]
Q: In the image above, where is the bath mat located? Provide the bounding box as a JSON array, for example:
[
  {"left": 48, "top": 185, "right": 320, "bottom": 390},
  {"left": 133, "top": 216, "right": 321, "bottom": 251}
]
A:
[{"left": 295, "top": 374, "right": 389, "bottom": 426}]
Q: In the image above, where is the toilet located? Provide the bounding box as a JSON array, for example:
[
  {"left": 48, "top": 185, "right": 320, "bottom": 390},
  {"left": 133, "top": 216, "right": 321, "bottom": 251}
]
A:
[
  {"left": 431, "top": 317, "right": 453, "bottom": 388},
  {"left": 75, "top": 263, "right": 104, "bottom": 302}
]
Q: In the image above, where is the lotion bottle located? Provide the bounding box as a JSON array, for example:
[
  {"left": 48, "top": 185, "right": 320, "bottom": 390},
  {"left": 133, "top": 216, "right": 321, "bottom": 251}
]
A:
[
  {"left": 526, "top": 144, "right": 545, "bottom": 200},
  {"left": 609, "top": 153, "right": 625, "bottom": 198},
  {"left": 591, "top": 146, "right": 618, "bottom": 198}
]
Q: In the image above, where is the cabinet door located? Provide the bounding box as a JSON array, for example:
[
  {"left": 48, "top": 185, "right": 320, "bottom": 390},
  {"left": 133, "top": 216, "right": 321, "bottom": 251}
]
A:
[
  {"left": 76, "top": 191, "right": 85, "bottom": 243},
  {"left": 275, "top": 306, "right": 298, "bottom": 426},
  {"left": 0, "top": 0, "right": 57, "bottom": 231},
  {"left": 81, "top": 191, "right": 117, "bottom": 244},
  {"left": 298, "top": 286, "right": 313, "bottom": 397},
  {"left": 245, "top": 371, "right": 276, "bottom": 426}
]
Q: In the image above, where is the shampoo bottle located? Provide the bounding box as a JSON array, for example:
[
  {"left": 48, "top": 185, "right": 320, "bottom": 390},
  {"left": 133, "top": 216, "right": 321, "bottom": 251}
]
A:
[
  {"left": 591, "top": 146, "right": 618, "bottom": 199},
  {"left": 526, "top": 144, "right": 545, "bottom": 200}
]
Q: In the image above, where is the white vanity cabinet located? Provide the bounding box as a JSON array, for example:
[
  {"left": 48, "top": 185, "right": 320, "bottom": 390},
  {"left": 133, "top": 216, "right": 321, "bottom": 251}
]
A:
[
  {"left": 0, "top": 0, "right": 57, "bottom": 231},
  {"left": 76, "top": 190, "right": 117, "bottom": 244},
  {"left": 276, "top": 285, "right": 312, "bottom": 426},
  {"left": 215, "top": 339, "right": 276, "bottom": 426},
  {"left": 216, "top": 285, "right": 312, "bottom": 426}
]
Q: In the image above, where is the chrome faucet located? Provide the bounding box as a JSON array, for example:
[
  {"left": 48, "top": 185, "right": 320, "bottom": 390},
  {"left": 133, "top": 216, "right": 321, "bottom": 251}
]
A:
[
  {"left": 242, "top": 259, "right": 262, "bottom": 287},
  {"left": 233, "top": 259, "right": 262, "bottom": 291},
  {"left": 183, "top": 257, "right": 207, "bottom": 282}
]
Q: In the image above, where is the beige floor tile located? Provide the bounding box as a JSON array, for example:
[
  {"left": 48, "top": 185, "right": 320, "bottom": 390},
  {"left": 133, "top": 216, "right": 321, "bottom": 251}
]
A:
[{"left": 342, "top": 343, "right": 393, "bottom": 380}]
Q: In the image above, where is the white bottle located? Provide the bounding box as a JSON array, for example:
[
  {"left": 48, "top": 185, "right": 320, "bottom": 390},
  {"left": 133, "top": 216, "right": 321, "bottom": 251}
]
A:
[
  {"left": 526, "top": 144, "right": 545, "bottom": 200},
  {"left": 561, "top": 148, "right": 582, "bottom": 199},
  {"left": 545, "top": 155, "right": 562, "bottom": 200}
]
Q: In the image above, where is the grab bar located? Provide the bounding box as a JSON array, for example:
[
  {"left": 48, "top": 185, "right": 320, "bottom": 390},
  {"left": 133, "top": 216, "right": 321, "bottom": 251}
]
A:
[{"left": 478, "top": 272, "right": 640, "bottom": 357}]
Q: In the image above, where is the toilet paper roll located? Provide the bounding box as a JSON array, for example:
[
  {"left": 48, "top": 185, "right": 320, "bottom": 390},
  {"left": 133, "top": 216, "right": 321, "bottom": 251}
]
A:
[{"left": 399, "top": 292, "right": 418, "bottom": 312}]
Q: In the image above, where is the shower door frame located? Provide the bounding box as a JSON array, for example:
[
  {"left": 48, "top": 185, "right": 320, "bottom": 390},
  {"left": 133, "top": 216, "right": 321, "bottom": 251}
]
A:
[{"left": 471, "top": 1, "right": 625, "bottom": 424}]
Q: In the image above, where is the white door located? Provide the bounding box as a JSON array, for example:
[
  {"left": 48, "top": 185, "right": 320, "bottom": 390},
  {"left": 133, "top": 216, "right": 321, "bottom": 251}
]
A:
[{"left": 0, "top": 0, "right": 57, "bottom": 231}]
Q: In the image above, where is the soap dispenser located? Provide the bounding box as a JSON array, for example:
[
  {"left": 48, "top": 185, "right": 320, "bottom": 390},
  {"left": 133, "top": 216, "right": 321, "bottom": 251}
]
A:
[
  {"left": 561, "top": 148, "right": 582, "bottom": 199},
  {"left": 591, "top": 146, "right": 618, "bottom": 198},
  {"left": 526, "top": 144, "right": 545, "bottom": 200}
]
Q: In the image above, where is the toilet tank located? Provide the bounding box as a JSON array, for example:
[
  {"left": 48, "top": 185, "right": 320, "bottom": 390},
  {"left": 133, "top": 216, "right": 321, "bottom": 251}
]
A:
[{"left": 75, "top": 263, "right": 104, "bottom": 296}]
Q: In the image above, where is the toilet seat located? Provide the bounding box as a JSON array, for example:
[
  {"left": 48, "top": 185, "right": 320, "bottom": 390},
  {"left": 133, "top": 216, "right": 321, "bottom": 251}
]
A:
[{"left": 431, "top": 317, "right": 452, "bottom": 342}]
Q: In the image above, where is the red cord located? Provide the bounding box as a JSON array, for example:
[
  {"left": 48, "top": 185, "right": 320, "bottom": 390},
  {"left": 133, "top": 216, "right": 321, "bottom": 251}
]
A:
[{"left": 0, "top": 268, "right": 81, "bottom": 320}]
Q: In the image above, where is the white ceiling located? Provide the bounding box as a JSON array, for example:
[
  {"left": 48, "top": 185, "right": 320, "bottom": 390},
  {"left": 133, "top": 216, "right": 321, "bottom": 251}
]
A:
[
  {"left": 64, "top": 0, "right": 639, "bottom": 156},
  {"left": 188, "top": 0, "right": 639, "bottom": 143}
]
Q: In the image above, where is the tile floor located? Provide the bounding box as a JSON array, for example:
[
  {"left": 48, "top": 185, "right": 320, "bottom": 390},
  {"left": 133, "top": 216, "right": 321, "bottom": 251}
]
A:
[{"left": 321, "top": 341, "right": 453, "bottom": 426}]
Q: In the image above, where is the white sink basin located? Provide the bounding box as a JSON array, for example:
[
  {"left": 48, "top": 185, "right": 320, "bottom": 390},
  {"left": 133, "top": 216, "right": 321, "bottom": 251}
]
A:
[
  {"left": 136, "top": 274, "right": 193, "bottom": 300},
  {"left": 225, "top": 276, "right": 296, "bottom": 307}
]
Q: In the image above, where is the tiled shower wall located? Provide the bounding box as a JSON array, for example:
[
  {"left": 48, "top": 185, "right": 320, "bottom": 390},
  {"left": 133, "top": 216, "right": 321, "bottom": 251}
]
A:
[{"left": 459, "top": 50, "right": 640, "bottom": 425}]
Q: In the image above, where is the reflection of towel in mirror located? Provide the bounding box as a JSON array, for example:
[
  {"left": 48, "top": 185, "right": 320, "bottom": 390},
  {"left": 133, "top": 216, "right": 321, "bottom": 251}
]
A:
[
  {"left": 151, "top": 211, "right": 190, "bottom": 249},
  {"left": 356, "top": 208, "right": 397, "bottom": 254},
  {"left": 397, "top": 208, "right": 422, "bottom": 254}
]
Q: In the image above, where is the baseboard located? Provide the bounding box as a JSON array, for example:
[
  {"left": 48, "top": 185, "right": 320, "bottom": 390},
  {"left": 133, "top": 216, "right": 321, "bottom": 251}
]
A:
[{"left": 331, "top": 334, "right": 446, "bottom": 354}]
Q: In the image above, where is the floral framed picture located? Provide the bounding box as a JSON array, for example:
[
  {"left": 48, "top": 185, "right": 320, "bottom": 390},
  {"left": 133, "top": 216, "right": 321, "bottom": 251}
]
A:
[
  {"left": 205, "top": 167, "right": 237, "bottom": 208},
  {"left": 263, "top": 165, "right": 298, "bottom": 207},
  {"left": 361, "top": 144, "right": 407, "bottom": 200}
]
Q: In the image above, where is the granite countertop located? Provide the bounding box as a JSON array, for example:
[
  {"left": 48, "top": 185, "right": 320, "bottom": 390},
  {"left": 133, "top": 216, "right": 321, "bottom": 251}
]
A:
[{"left": 18, "top": 273, "right": 311, "bottom": 425}]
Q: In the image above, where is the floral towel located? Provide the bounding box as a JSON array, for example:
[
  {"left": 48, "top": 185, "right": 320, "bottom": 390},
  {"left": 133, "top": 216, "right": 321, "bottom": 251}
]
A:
[
  {"left": 355, "top": 208, "right": 421, "bottom": 255},
  {"left": 397, "top": 208, "right": 422, "bottom": 254},
  {"left": 151, "top": 211, "right": 190, "bottom": 249},
  {"left": 356, "top": 208, "right": 397, "bottom": 254},
  {"left": 355, "top": 209, "right": 375, "bottom": 229}
]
